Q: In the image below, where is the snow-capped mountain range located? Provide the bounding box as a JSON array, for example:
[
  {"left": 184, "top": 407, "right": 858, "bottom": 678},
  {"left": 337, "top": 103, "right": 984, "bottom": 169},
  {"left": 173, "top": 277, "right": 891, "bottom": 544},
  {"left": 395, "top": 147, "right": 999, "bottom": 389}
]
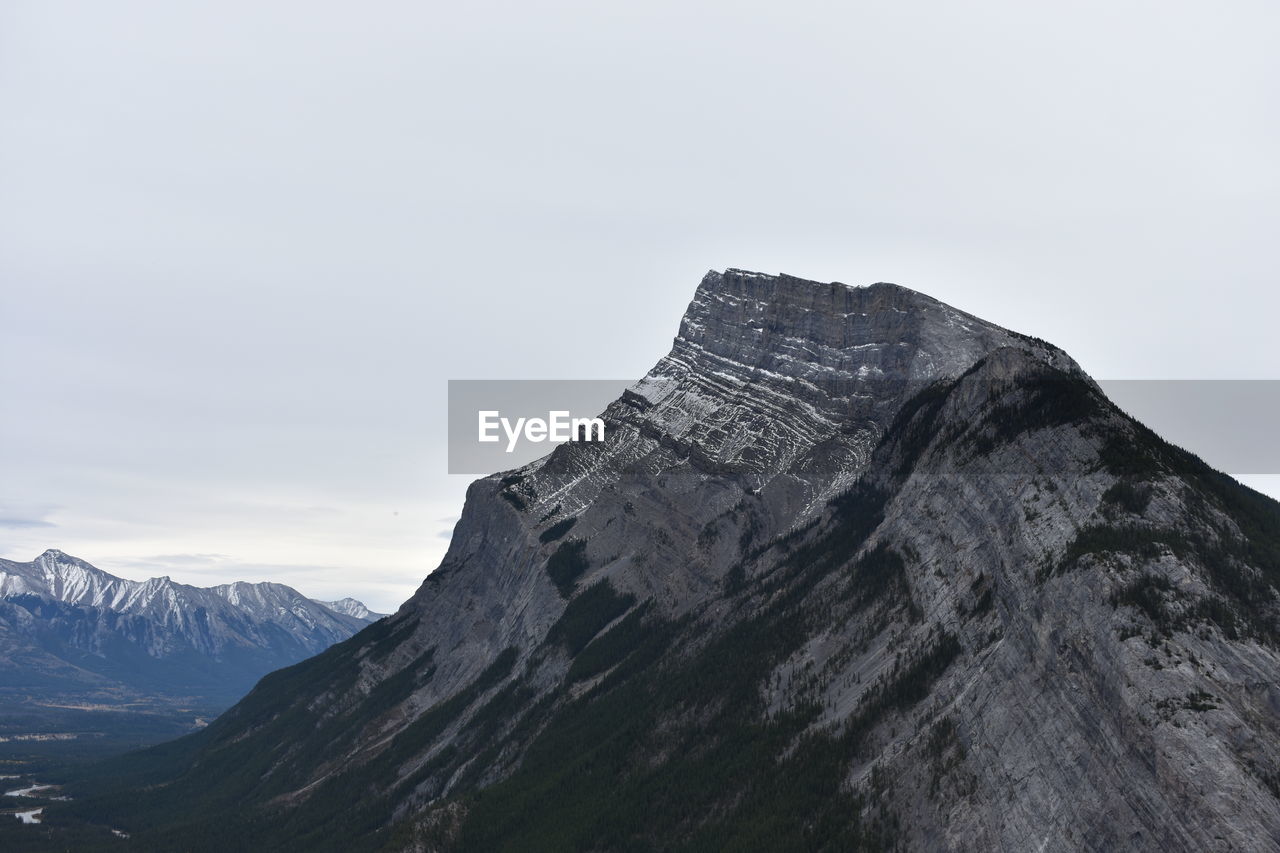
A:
[{"left": 0, "top": 549, "right": 384, "bottom": 708}]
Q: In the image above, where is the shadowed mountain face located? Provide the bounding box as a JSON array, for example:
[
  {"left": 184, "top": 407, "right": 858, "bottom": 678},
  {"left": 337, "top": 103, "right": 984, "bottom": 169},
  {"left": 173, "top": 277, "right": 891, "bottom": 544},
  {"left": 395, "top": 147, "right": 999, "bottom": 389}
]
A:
[{"left": 61, "top": 271, "right": 1280, "bottom": 851}]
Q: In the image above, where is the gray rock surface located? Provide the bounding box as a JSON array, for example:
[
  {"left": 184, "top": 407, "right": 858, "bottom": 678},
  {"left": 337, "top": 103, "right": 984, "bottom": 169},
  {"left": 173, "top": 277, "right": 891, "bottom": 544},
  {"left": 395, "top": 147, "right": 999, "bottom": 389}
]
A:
[{"left": 82, "top": 270, "right": 1280, "bottom": 852}]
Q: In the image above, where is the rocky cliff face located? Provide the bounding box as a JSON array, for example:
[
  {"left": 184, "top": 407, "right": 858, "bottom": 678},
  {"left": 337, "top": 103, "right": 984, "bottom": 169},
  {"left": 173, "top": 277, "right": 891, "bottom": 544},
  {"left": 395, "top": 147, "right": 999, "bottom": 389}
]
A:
[{"left": 65, "top": 270, "right": 1280, "bottom": 852}]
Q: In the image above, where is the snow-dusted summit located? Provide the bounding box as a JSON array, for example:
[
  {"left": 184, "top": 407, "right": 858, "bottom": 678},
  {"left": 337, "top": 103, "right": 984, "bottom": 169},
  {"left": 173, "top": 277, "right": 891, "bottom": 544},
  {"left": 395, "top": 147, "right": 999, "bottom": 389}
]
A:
[{"left": 312, "top": 597, "right": 387, "bottom": 621}]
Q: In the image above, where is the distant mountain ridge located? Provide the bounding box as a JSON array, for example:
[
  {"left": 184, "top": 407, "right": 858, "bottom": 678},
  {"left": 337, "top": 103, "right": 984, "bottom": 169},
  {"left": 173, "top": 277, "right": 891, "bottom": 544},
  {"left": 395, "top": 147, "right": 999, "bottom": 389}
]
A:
[
  {"left": 0, "top": 549, "right": 381, "bottom": 707},
  {"left": 314, "top": 597, "right": 387, "bottom": 621}
]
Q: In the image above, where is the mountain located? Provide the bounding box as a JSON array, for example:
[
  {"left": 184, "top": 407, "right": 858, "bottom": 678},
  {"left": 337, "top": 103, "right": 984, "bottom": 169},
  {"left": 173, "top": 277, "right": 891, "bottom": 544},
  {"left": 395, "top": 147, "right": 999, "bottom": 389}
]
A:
[
  {"left": 315, "top": 597, "right": 388, "bottom": 622},
  {"left": 0, "top": 549, "right": 380, "bottom": 709},
  {"left": 57, "top": 270, "right": 1280, "bottom": 851}
]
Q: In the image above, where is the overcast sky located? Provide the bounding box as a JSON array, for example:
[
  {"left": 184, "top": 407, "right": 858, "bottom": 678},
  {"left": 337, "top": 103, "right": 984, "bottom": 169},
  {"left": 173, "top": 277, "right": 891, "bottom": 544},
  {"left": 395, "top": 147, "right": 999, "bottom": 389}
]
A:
[{"left": 2, "top": 2, "right": 1278, "bottom": 612}]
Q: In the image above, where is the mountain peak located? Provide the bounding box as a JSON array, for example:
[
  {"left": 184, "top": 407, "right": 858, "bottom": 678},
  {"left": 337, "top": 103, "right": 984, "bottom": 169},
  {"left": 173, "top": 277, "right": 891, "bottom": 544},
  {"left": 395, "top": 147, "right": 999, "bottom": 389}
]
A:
[
  {"left": 678, "top": 268, "right": 1074, "bottom": 384},
  {"left": 38, "top": 547, "right": 87, "bottom": 565},
  {"left": 313, "top": 597, "right": 386, "bottom": 621},
  {"left": 539, "top": 268, "right": 1080, "bottom": 510},
  {"left": 65, "top": 268, "right": 1280, "bottom": 850},
  {"left": 703, "top": 268, "right": 941, "bottom": 310}
]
